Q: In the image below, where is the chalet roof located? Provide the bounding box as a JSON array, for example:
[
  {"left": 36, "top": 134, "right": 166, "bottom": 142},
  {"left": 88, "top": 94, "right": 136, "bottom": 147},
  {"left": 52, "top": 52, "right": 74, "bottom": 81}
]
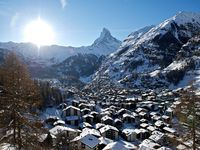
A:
[
  {"left": 152, "top": 115, "right": 161, "bottom": 121},
  {"left": 83, "top": 114, "right": 94, "bottom": 118},
  {"left": 162, "top": 115, "right": 170, "bottom": 120},
  {"left": 99, "top": 137, "right": 114, "bottom": 145},
  {"left": 149, "top": 131, "right": 165, "bottom": 143},
  {"left": 79, "top": 103, "right": 89, "bottom": 107},
  {"left": 166, "top": 107, "right": 173, "bottom": 113},
  {"left": 77, "top": 134, "right": 100, "bottom": 149},
  {"left": 147, "top": 126, "right": 156, "bottom": 132},
  {"left": 139, "top": 111, "right": 147, "bottom": 116},
  {"left": 132, "top": 112, "right": 139, "bottom": 117},
  {"left": 150, "top": 112, "right": 158, "bottom": 116},
  {"left": 63, "top": 105, "right": 80, "bottom": 111},
  {"left": 81, "top": 128, "right": 101, "bottom": 137},
  {"left": 101, "top": 115, "right": 113, "bottom": 121},
  {"left": 139, "top": 139, "right": 160, "bottom": 150},
  {"left": 100, "top": 111, "right": 112, "bottom": 116},
  {"left": 122, "top": 113, "right": 135, "bottom": 118},
  {"left": 135, "top": 107, "right": 146, "bottom": 113},
  {"left": 163, "top": 127, "right": 176, "bottom": 134},
  {"left": 134, "top": 129, "right": 141, "bottom": 134},
  {"left": 116, "top": 108, "right": 127, "bottom": 114},
  {"left": 53, "top": 120, "right": 65, "bottom": 126},
  {"left": 103, "top": 141, "right": 137, "bottom": 150},
  {"left": 122, "top": 128, "right": 135, "bottom": 136},
  {"left": 90, "top": 111, "right": 99, "bottom": 115},
  {"left": 95, "top": 123, "right": 105, "bottom": 130},
  {"left": 140, "top": 118, "right": 148, "bottom": 123},
  {"left": 155, "top": 120, "right": 164, "bottom": 127},
  {"left": 176, "top": 144, "right": 187, "bottom": 150},
  {"left": 49, "top": 125, "right": 78, "bottom": 135},
  {"left": 139, "top": 128, "right": 148, "bottom": 133},
  {"left": 140, "top": 123, "right": 149, "bottom": 128},
  {"left": 81, "top": 108, "right": 91, "bottom": 112},
  {"left": 114, "top": 118, "right": 122, "bottom": 123},
  {"left": 79, "top": 122, "right": 92, "bottom": 129},
  {"left": 100, "top": 125, "right": 119, "bottom": 133},
  {"left": 109, "top": 105, "right": 117, "bottom": 109}
]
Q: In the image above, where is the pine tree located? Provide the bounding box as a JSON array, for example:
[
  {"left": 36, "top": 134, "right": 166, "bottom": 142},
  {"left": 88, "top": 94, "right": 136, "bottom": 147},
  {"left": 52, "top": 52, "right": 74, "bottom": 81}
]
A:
[{"left": 0, "top": 52, "right": 45, "bottom": 149}]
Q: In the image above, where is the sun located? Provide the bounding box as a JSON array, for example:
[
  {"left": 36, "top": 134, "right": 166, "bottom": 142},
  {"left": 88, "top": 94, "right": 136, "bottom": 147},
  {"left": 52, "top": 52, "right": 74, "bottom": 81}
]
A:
[{"left": 23, "top": 17, "right": 55, "bottom": 47}]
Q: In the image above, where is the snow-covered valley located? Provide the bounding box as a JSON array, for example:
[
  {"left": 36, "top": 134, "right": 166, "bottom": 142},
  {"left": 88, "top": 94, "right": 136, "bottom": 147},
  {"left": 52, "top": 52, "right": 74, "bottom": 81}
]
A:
[{"left": 1, "top": 11, "right": 200, "bottom": 150}]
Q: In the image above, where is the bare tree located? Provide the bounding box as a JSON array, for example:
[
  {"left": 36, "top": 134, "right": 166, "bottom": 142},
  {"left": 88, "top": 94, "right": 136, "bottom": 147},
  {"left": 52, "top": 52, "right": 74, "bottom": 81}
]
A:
[{"left": 0, "top": 52, "right": 45, "bottom": 149}]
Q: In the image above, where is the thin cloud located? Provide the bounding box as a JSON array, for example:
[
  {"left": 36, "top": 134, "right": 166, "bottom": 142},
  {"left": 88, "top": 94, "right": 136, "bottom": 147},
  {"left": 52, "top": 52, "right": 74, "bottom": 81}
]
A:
[
  {"left": 10, "top": 13, "right": 20, "bottom": 28},
  {"left": 60, "top": 0, "right": 67, "bottom": 9}
]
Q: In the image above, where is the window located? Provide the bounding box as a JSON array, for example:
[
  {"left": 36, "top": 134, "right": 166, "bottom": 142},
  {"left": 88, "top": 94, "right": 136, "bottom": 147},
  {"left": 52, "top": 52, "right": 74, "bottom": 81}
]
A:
[{"left": 81, "top": 143, "right": 85, "bottom": 148}]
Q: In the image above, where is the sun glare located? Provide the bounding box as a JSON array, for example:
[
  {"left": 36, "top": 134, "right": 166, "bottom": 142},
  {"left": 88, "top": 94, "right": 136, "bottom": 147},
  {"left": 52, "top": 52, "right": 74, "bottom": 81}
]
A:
[{"left": 23, "top": 18, "right": 55, "bottom": 47}]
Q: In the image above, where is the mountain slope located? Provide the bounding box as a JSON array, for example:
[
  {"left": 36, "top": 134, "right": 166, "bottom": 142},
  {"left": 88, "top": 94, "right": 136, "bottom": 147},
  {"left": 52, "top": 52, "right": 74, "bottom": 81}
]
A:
[
  {"left": 93, "top": 12, "right": 200, "bottom": 90},
  {"left": 0, "top": 28, "right": 121, "bottom": 64}
]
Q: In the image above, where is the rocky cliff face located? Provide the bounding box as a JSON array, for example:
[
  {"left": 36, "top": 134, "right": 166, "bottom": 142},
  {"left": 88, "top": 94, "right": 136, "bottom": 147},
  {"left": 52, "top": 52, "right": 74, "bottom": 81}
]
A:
[{"left": 93, "top": 12, "right": 200, "bottom": 90}]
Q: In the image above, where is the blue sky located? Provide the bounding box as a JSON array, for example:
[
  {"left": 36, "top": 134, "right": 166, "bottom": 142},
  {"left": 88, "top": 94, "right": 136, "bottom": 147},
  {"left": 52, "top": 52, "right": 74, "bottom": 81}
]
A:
[{"left": 0, "top": 0, "right": 200, "bottom": 46}]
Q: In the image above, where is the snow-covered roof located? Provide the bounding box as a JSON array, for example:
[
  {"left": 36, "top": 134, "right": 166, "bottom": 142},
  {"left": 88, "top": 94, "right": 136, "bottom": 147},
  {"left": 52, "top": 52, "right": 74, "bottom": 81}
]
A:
[
  {"left": 122, "top": 113, "right": 135, "bottom": 118},
  {"left": 79, "top": 103, "right": 90, "bottom": 107},
  {"left": 63, "top": 105, "right": 80, "bottom": 111},
  {"left": 83, "top": 114, "right": 94, "bottom": 118},
  {"left": 139, "top": 139, "right": 161, "bottom": 150},
  {"left": 163, "top": 127, "right": 176, "bottom": 134},
  {"left": 152, "top": 115, "right": 161, "bottom": 121},
  {"left": 79, "top": 122, "right": 92, "bottom": 129},
  {"left": 90, "top": 111, "right": 99, "bottom": 115},
  {"left": 81, "top": 128, "right": 101, "bottom": 137},
  {"left": 135, "top": 107, "right": 145, "bottom": 113},
  {"left": 100, "top": 125, "right": 119, "bottom": 133},
  {"left": 99, "top": 137, "right": 114, "bottom": 145},
  {"left": 49, "top": 125, "right": 78, "bottom": 135},
  {"left": 103, "top": 141, "right": 137, "bottom": 150},
  {"left": 81, "top": 108, "right": 91, "bottom": 112},
  {"left": 95, "top": 123, "right": 106, "bottom": 130},
  {"left": 53, "top": 120, "right": 65, "bottom": 126},
  {"left": 140, "top": 123, "right": 148, "bottom": 128},
  {"left": 155, "top": 120, "right": 164, "bottom": 127},
  {"left": 132, "top": 112, "right": 139, "bottom": 117},
  {"left": 147, "top": 126, "right": 156, "bottom": 132},
  {"left": 162, "top": 115, "right": 170, "bottom": 120},
  {"left": 149, "top": 131, "right": 165, "bottom": 143},
  {"left": 139, "top": 111, "right": 147, "bottom": 116},
  {"left": 80, "top": 134, "right": 100, "bottom": 148},
  {"left": 116, "top": 108, "right": 127, "bottom": 114},
  {"left": 114, "top": 118, "right": 122, "bottom": 123},
  {"left": 122, "top": 128, "right": 135, "bottom": 136},
  {"left": 133, "top": 129, "right": 141, "bottom": 134},
  {"left": 166, "top": 107, "right": 173, "bottom": 113},
  {"left": 101, "top": 115, "right": 113, "bottom": 121},
  {"left": 176, "top": 144, "right": 187, "bottom": 150}
]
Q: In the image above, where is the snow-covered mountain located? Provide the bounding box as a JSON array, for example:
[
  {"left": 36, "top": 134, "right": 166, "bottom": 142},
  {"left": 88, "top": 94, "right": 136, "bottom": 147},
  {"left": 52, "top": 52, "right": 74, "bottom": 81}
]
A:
[
  {"left": 93, "top": 12, "right": 200, "bottom": 90},
  {"left": 0, "top": 28, "right": 121, "bottom": 64}
]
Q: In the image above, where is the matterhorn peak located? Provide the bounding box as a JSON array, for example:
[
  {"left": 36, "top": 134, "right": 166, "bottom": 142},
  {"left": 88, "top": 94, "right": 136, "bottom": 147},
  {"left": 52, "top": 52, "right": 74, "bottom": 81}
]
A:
[
  {"left": 92, "top": 28, "right": 121, "bottom": 46},
  {"left": 99, "top": 28, "right": 112, "bottom": 39}
]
